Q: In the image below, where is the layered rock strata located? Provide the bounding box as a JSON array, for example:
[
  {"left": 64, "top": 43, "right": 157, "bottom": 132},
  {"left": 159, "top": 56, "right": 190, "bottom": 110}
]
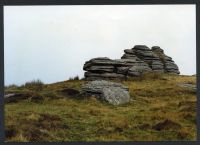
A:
[
  {"left": 151, "top": 46, "right": 180, "bottom": 74},
  {"left": 83, "top": 45, "right": 179, "bottom": 80}
]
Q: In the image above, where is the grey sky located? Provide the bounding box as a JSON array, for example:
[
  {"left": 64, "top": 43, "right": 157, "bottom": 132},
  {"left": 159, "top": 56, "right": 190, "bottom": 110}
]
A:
[{"left": 4, "top": 5, "right": 196, "bottom": 85}]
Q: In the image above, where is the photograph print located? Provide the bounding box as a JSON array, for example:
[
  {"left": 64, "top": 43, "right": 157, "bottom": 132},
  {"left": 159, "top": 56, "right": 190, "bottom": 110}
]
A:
[{"left": 4, "top": 5, "right": 196, "bottom": 141}]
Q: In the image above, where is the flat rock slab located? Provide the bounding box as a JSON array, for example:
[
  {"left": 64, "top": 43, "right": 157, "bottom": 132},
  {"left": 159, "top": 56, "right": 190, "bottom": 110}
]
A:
[
  {"left": 178, "top": 83, "right": 196, "bottom": 91},
  {"left": 82, "top": 80, "right": 130, "bottom": 105},
  {"left": 5, "top": 91, "right": 47, "bottom": 103}
]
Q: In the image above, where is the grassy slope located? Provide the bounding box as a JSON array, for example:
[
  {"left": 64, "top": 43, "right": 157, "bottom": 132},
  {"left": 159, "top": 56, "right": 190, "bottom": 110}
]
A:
[{"left": 5, "top": 74, "right": 197, "bottom": 141}]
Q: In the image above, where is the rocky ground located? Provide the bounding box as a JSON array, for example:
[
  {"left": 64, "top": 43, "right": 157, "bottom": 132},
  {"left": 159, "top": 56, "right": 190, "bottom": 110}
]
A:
[{"left": 4, "top": 73, "right": 196, "bottom": 141}]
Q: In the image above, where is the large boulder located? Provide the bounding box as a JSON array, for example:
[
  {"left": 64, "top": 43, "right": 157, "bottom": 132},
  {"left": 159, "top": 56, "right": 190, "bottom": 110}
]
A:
[{"left": 82, "top": 80, "right": 130, "bottom": 105}]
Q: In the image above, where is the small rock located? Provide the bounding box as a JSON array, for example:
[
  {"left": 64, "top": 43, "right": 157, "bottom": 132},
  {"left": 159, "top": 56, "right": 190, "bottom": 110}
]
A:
[
  {"left": 4, "top": 93, "right": 16, "bottom": 98},
  {"left": 178, "top": 83, "right": 196, "bottom": 91},
  {"left": 5, "top": 93, "right": 32, "bottom": 103}
]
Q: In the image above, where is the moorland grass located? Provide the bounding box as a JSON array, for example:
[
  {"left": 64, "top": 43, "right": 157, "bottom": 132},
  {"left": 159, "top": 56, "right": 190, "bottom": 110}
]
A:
[{"left": 5, "top": 73, "right": 197, "bottom": 141}]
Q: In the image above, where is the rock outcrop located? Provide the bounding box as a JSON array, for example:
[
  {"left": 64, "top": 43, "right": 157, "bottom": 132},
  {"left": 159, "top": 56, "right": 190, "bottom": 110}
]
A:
[
  {"left": 151, "top": 46, "right": 180, "bottom": 74},
  {"left": 82, "top": 80, "right": 130, "bottom": 105},
  {"left": 83, "top": 45, "right": 180, "bottom": 80}
]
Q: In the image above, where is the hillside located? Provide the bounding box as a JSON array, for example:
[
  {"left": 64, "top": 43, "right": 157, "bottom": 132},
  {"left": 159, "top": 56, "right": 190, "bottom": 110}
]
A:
[{"left": 4, "top": 73, "right": 196, "bottom": 141}]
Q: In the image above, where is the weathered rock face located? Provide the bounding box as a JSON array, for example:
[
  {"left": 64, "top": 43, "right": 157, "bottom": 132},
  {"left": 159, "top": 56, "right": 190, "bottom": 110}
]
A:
[
  {"left": 83, "top": 45, "right": 180, "bottom": 80},
  {"left": 123, "top": 45, "right": 164, "bottom": 73},
  {"left": 82, "top": 80, "right": 130, "bottom": 105},
  {"left": 152, "top": 46, "right": 180, "bottom": 74}
]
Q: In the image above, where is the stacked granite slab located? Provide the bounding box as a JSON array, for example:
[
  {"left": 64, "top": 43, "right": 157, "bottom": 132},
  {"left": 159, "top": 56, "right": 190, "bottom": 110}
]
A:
[
  {"left": 83, "top": 45, "right": 180, "bottom": 80},
  {"left": 151, "top": 46, "right": 180, "bottom": 74},
  {"left": 83, "top": 57, "right": 126, "bottom": 80},
  {"left": 122, "top": 45, "right": 164, "bottom": 73},
  {"left": 115, "top": 59, "right": 152, "bottom": 77}
]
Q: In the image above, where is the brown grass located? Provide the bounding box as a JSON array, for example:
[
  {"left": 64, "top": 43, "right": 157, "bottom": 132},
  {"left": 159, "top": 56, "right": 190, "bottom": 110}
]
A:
[{"left": 5, "top": 74, "right": 197, "bottom": 141}]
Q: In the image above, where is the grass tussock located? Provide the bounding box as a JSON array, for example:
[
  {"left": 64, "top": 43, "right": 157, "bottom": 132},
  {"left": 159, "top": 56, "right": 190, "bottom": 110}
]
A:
[
  {"left": 5, "top": 84, "right": 19, "bottom": 90},
  {"left": 22, "top": 79, "right": 44, "bottom": 91},
  {"left": 128, "top": 72, "right": 165, "bottom": 81},
  {"left": 5, "top": 74, "right": 197, "bottom": 141},
  {"left": 68, "top": 76, "right": 80, "bottom": 81}
]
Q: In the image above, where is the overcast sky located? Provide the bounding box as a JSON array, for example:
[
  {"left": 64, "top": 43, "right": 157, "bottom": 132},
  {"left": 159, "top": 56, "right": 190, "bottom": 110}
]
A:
[{"left": 4, "top": 5, "right": 196, "bottom": 85}]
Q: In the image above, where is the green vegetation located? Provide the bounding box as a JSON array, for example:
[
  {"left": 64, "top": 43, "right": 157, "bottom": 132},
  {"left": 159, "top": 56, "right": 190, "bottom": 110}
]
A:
[
  {"left": 5, "top": 74, "right": 197, "bottom": 141},
  {"left": 23, "top": 79, "right": 44, "bottom": 91},
  {"left": 68, "top": 76, "right": 80, "bottom": 81}
]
